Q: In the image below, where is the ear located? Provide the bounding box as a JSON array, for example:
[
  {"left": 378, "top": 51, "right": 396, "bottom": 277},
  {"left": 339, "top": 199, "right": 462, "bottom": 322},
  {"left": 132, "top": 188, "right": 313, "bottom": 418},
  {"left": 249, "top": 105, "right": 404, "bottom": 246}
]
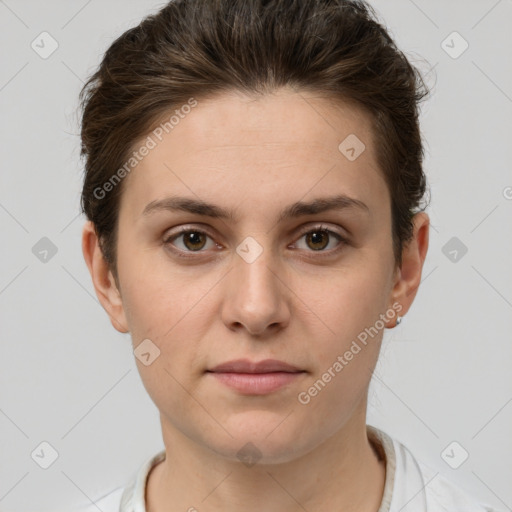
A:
[
  {"left": 387, "top": 212, "right": 430, "bottom": 325},
  {"left": 81, "top": 221, "right": 129, "bottom": 333}
]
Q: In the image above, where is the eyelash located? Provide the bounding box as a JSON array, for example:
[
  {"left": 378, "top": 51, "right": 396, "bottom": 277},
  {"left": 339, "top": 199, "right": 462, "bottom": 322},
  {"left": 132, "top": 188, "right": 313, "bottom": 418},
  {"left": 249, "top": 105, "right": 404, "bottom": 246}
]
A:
[{"left": 163, "top": 224, "right": 348, "bottom": 260}]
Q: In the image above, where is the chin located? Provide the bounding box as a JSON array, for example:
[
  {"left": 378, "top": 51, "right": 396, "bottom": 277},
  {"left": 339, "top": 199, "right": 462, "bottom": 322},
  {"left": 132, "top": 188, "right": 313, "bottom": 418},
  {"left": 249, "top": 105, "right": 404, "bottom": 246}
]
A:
[{"left": 202, "top": 414, "right": 314, "bottom": 465}]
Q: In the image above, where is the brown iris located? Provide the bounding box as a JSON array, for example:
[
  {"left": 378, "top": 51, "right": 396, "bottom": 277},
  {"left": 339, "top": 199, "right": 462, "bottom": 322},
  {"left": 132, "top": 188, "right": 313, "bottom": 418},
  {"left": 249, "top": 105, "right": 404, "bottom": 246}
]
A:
[
  {"left": 306, "top": 230, "right": 330, "bottom": 251},
  {"left": 183, "top": 231, "right": 207, "bottom": 251}
]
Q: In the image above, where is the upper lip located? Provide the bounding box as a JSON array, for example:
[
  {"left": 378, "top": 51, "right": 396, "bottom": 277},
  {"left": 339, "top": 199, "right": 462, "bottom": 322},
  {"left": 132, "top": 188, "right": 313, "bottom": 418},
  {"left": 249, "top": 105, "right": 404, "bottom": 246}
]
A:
[{"left": 207, "top": 359, "right": 304, "bottom": 374}]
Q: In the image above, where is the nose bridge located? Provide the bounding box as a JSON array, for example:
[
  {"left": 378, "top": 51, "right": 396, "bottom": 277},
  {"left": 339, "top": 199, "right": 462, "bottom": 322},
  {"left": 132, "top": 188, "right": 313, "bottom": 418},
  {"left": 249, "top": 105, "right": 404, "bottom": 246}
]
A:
[
  {"left": 222, "top": 234, "right": 289, "bottom": 334},
  {"left": 234, "top": 235, "right": 280, "bottom": 302}
]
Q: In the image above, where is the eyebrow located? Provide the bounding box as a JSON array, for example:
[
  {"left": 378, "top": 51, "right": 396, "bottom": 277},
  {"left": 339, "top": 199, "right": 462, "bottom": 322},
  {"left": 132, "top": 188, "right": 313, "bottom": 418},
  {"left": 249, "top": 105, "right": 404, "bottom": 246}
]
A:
[{"left": 142, "top": 194, "right": 369, "bottom": 222}]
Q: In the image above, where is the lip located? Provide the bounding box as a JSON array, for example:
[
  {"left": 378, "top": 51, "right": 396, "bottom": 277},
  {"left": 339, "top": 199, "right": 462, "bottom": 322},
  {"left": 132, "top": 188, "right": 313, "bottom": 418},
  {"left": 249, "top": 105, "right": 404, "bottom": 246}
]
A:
[
  {"left": 206, "top": 359, "right": 306, "bottom": 395},
  {"left": 208, "top": 358, "right": 303, "bottom": 374}
]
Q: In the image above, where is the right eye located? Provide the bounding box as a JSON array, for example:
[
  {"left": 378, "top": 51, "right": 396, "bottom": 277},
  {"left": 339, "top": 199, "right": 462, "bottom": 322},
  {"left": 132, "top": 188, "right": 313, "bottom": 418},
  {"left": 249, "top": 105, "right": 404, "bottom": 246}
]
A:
[{"left": 163, "top": 227, "right": 220, "bottom": 256}]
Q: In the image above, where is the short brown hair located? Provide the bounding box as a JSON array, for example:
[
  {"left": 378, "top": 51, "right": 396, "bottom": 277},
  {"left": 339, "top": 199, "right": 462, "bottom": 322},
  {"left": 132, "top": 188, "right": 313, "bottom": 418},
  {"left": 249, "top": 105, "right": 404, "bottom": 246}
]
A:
[{"left": 79, "top": 0, "right": 431, "bottom": 278}]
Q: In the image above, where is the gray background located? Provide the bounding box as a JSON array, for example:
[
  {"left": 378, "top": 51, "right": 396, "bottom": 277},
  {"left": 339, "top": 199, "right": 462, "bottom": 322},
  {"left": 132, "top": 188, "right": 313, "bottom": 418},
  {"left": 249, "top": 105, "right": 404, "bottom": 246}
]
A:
[{"left": 0, "top": 0, "right": 511, "bottom": 511}]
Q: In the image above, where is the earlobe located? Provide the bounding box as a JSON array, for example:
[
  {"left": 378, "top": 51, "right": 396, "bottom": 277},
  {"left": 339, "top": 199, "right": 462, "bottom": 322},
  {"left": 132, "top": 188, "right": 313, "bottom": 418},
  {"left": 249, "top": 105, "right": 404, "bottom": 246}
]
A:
[
  {"left": 81, "top": 221, "right": 130, "bottom": 334},
  {"left": 387, "top": 212, "right": 430, "bottom": 323}
]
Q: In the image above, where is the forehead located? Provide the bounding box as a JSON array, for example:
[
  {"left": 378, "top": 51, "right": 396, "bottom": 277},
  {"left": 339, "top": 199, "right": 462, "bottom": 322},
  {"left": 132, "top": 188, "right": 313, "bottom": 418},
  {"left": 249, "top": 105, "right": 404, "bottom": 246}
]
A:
[
  {"left": 119, "top": 88, "right": 387, "bottom": 220},
  {"left": 157, "top": 88, "right": 376, "bottom": 156}
]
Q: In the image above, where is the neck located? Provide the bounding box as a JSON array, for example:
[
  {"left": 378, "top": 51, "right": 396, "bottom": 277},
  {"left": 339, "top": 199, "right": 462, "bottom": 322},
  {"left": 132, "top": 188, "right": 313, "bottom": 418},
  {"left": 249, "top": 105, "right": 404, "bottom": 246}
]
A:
[{"left": 146, "top": 411, "right": 386, "bottom": 512}]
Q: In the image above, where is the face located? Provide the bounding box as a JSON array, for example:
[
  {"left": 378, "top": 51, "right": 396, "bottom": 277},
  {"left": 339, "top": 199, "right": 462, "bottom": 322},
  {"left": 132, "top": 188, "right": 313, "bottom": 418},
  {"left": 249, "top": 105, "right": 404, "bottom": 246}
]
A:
[{"left": 86, "top": 87, "right": 424, "bottom": 464}]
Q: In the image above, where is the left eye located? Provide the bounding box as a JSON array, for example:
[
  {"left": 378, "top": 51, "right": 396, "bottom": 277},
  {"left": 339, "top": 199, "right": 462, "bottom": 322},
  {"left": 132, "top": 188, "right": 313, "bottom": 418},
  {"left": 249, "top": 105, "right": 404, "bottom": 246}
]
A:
[{"left": 293, "top": 227, "right": 344, "bottom": 252}]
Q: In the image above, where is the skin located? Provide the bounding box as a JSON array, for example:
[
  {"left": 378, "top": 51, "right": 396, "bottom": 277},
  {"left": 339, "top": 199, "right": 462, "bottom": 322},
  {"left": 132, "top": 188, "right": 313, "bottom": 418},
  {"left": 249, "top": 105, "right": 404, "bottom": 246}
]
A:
[{"left": 82, "top": 86, "right": 429, "bottom": 512}]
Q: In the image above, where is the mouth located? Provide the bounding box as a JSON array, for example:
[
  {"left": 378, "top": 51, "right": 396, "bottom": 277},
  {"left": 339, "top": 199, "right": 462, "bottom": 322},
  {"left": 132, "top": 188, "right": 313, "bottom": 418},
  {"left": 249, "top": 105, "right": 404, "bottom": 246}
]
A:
[{"left": 206, "top": 359, "right": 307, "bottom": 395}]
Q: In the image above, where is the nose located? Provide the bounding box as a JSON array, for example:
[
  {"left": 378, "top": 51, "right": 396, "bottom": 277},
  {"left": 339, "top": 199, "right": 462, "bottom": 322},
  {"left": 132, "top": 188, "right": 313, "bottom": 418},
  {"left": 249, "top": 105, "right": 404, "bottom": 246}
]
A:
[{"left": 220, "top": 243, "right": 291, "bottom": 337}]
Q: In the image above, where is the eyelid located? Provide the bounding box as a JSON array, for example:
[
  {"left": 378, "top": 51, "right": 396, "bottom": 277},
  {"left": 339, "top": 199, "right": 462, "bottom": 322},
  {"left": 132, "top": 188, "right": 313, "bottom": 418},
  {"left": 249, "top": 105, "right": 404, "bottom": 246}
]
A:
[
  {"left": 163, "top": 225, "right": 219, "bottom": 248},
  {"left": 294, "top": 223, "right": 347, "bottom": 240},
  {"left": 163, "top": 224, "right": 217, "bottom": 242}
]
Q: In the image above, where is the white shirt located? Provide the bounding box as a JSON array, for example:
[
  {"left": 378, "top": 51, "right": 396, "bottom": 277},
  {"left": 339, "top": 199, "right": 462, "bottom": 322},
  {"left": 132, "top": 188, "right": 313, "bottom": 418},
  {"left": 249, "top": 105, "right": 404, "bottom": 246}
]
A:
[{"left": 76, "top": 425, "right": 501, "bottom": 512}]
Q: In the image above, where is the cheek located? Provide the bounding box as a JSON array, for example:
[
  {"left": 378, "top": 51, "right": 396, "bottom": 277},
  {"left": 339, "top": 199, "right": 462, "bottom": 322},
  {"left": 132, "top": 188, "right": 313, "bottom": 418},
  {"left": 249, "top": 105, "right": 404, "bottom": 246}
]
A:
[
  {"left": 116, "top": 240, "right": 180, "bottom": 335},
  {"left": 119, "top": 279, "right": 169, "bottom": 342},
  {"left": 290, "top": 264, "right": 392, "bottom": 413},
  {"left": 292, "top": 269, "right": 389, "bottom": 420},
  {"left": 294, "top": 261, "right": 392, "bottom": 341},
  {"left": 117, "top": 251, "right": 220, "bottom": 352},
  {"left": 118, "top": 267, "right": 210, "bottom": 412}
]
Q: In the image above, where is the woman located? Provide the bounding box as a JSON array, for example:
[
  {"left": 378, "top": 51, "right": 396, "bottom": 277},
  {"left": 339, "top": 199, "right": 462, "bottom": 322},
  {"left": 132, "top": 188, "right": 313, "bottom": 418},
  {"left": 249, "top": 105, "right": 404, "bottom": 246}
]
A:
[{"left": 78, "top": 0, "right": 500, "bottom": 510}]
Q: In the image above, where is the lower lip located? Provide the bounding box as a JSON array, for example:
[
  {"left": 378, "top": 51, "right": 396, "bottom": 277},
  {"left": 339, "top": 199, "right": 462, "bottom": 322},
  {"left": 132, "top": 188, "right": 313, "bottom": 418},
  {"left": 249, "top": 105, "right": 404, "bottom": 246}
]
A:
[{"left": 207, "top": 371, "right": 305, "bottom": 395}]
